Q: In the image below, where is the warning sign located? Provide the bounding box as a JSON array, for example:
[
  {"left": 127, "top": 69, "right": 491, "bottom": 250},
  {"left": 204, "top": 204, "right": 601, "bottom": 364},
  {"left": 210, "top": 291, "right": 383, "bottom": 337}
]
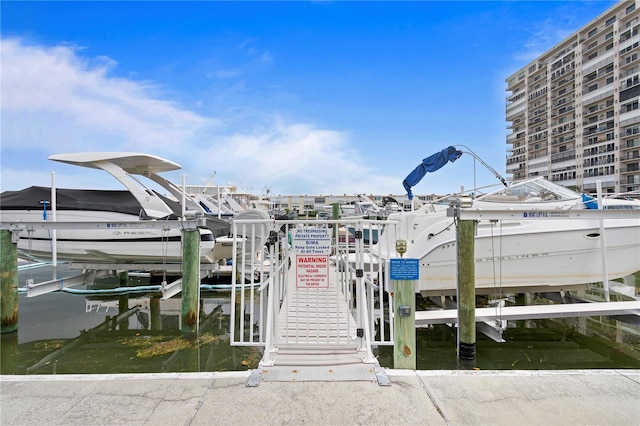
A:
[
  {"left": 293, "top": 226, "right": 331, "bottom": 288},
  {"left": 296, "top": 255, "right": 329, "bottom": 288}
]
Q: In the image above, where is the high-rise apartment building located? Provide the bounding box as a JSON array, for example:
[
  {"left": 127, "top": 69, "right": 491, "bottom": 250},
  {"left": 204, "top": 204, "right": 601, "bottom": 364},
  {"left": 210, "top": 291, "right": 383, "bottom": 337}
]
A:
[{"left": 506, "top": 0, "right": 640, "bottom": 196}]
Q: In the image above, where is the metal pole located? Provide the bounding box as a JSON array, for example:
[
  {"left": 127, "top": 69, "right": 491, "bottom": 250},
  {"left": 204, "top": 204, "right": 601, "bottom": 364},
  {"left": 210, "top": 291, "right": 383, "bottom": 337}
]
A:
[
  {"left": 1, "top": 230, "right": 18, "bottom": 333},
  {"left": 596, "top": 180, "right": 610, "bottom": 302},
  {"left": 51, "top": 171, "right": 58, "bottom": 279}
]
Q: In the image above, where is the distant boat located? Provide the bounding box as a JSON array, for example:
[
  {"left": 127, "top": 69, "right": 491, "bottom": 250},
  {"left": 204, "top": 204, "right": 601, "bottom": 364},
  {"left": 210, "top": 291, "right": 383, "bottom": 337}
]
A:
[{"left": 0, "top": 152, "right": 231, "bottom": 264}]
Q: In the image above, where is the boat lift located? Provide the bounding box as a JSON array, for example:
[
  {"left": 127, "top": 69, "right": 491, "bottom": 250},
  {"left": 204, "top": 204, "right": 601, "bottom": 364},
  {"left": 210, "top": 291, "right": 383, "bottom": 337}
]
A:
[
  {"left": 441, "top": 202, "right": 640, "bottom": 342},
  {"left": 1, "top": 218, "right": 213, "bottom": 298}
]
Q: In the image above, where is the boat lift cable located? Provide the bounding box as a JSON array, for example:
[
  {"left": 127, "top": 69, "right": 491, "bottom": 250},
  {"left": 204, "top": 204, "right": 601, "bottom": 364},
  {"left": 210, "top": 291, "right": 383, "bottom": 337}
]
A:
[{"left": 454, "top": 145, "right": 508, "bottom": 188}]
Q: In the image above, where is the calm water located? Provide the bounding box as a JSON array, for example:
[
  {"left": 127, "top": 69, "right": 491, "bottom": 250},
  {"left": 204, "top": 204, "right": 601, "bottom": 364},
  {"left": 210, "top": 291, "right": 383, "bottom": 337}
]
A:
[{"left": 2, "top": 265, "right": 639, "bottom": 374}]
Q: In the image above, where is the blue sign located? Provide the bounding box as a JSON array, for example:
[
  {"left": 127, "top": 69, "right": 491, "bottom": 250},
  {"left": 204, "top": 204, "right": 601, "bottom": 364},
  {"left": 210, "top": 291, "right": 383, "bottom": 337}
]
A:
[{"left": 390, "top": 258, "right": 419, "bottom": 280}]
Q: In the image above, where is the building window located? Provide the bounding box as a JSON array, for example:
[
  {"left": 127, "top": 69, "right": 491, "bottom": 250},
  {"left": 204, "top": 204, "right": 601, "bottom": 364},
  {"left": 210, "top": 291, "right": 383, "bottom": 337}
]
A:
[{"left": 625, "top": 101, "right": 639, "bottom": 112}]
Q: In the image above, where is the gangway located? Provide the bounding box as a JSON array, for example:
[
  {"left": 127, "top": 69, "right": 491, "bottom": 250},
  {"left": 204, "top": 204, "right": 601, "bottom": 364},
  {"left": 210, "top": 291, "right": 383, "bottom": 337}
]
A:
[
  {"left": 230, "top": 219, "right": 393, "bottom": 387},
  {"left": 247, "top": 262, "right": 388, "bottom": 385}
]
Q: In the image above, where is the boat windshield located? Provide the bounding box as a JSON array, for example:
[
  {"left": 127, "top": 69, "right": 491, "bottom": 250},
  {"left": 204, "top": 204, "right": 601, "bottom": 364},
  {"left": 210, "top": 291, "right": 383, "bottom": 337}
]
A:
[{"left": 477, "top": 178, "right": 579, "bottom": 203}]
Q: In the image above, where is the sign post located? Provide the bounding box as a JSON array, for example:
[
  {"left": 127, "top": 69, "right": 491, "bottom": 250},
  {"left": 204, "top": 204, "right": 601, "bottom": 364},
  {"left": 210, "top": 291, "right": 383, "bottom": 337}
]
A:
[{"left": 391, "top": 240, "right": 417, "bottom": 369}]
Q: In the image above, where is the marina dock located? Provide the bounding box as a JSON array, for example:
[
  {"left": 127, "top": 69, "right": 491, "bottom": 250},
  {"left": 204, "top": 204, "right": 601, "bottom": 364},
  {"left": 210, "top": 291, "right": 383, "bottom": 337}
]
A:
[{"left": 2, "top": 369, "right": 639, "bottom": 425}]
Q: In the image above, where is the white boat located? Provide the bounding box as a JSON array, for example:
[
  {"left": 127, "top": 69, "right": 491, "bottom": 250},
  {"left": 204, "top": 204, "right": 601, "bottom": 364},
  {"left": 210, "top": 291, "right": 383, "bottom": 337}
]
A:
[
  {"left": 374, "top": 147, "right": 640, "bottom": 296},
  {"left": 0, "top": 152, "right": 232, "bottom": 265}
]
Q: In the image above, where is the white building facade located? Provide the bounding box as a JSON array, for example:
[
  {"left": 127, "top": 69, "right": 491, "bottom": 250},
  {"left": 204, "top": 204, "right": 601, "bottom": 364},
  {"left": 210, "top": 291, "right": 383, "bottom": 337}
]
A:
[{"left": 506, "top": 0, "right": 640, "bottom": 196}]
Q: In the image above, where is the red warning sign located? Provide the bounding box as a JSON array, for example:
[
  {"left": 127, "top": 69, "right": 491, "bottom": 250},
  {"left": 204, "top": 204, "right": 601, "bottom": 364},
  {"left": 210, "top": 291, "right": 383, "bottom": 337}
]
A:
[{"left": 296, "top": 255, "right": 329, "bottom": 289}]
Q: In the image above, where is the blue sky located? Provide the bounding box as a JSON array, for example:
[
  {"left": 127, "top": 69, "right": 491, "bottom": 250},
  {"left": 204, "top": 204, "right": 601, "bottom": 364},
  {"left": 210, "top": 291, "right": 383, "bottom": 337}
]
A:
[{"left": 1, "top": 1, "right": 617, "bottom": 197}]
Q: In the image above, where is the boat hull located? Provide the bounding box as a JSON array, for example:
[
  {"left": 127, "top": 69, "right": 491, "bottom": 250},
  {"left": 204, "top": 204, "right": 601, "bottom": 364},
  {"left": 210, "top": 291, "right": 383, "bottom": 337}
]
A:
[
  {"left": 376, "top": 213, "right": 640, "bottom": 295},
  {"left": 3, "top": 210, "right": 217, "bottom": 264}
]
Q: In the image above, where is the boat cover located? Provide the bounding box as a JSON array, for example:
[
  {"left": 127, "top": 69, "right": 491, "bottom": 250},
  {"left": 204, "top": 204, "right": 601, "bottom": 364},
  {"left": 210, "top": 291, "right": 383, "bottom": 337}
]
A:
[
  {"left": 0, "top": 186, "right": 232, "bottom": 237},
  {"left": 402, "top": 146, "right": 462, "bottom": 199},
  {"left": 1, "top": 186, "right": 143, "bottom": 216}
]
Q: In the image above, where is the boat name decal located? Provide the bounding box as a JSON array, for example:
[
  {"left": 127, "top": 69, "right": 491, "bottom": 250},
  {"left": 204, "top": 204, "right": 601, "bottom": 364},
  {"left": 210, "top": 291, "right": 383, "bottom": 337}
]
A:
[
  {"left": 477, "top": 252, "right": 550, "bottom": 262},
  {"left": 522, "top": 211, "right": 570, "bottom": 218}
]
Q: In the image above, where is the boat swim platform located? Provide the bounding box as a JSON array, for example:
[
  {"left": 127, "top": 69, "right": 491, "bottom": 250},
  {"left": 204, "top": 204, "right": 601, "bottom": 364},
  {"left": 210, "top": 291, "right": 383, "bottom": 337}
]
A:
[{"left": 248, "top": 261, "right": 390, "bottom": 386}]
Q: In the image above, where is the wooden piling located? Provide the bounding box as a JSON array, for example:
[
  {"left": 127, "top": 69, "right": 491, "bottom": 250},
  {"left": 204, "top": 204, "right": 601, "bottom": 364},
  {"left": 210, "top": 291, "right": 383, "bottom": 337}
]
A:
[
  {"left": 1, "top": 230, "right": 18, "bottom": 334},
  {"left": 393, "top": 278, "right": 416, "bottom": 369},
  {"left": 150, "top": 296, "right": 162, "bottom": 330},
  {"left": 181, "top": 229, "right": 200, "bottom": 334},
  {"left": 457, "top": 219, "right": 476, "bottom": 360}
]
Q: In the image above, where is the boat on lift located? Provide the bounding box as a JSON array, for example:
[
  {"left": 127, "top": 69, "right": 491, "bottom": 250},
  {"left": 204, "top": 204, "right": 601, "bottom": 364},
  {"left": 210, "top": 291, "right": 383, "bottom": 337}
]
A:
[
  {"left": 0, "top": 152, "right": 232, "bottom": 264},
  {"left": 374, "top": 146, "right": 640, "bottom": 296}
]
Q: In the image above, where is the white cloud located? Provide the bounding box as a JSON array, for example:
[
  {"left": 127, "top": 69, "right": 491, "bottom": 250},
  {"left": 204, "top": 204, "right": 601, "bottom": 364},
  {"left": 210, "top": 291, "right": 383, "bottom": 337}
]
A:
[
  {"left": 1, "top": 38, "right": 216, "bottom": 156},
  {"left": 193, "top": 118, "right": 398, "bottom": 195},
  {"left": 512, "top": 7, "right": 587, "bottom": 63},
  {"left": 0, "top": 37, "right": 401, "bottom": 196}
]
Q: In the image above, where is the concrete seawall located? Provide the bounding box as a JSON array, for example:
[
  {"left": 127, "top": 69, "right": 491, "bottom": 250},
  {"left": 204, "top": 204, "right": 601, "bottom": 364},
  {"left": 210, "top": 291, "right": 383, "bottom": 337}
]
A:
[{"left": 2, "top": 369, "right": 639, "bottom": 425}]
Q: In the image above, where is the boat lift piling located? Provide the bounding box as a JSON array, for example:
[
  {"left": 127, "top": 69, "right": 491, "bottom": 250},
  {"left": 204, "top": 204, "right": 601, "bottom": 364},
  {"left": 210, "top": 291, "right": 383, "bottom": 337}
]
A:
[
  {"left": 456, "top": 215, "right": 477, "bottom": 361},
  {"left": 150, "top": 296, "right": 162, "bottom": 330},
  {"left": 181, "top": 223, "right": 201, "bottom": 334},
  {"left": 1, "top": 229, "right": 19, "bottom": 333}
]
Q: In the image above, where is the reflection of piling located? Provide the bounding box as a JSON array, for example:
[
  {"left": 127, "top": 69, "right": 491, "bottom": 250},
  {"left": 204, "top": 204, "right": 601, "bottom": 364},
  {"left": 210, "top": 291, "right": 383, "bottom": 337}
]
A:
[
  {"left": 1, "top": 230, "right": 18, "bottom": 334},
  {"left": 457, "top": 219, "right": 476, "bottom": 361},
  {"left": 150, "top": 296, "right": 162, "bottom": 330},
  {"left": 0, "top": 330, "right": 18, "bottom": 374},
  {"left": 26, "top": 306, "right": 140, "bottom": 374},
  {"left": 181, "top": 229, "right": 200, "bottom": 334},
  {"left": 118, "top": 271, "right": 129, "bottom": 331}
]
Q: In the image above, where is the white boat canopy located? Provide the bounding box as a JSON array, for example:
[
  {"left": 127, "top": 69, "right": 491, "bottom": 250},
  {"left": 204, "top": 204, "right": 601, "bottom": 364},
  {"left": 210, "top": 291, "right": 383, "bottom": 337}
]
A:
[{"left": 48, "top": 152, "right": 197, "bottom": 219}]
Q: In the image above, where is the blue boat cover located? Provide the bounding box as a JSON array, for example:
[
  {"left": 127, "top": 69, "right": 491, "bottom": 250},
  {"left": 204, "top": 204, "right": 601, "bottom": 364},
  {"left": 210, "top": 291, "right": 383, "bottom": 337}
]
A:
[
  {"left": 581, "top": 193, "right": 599, "bottom": 209},
  {"left": 402, "top": 146, "right": 463, "bottom": 199}
]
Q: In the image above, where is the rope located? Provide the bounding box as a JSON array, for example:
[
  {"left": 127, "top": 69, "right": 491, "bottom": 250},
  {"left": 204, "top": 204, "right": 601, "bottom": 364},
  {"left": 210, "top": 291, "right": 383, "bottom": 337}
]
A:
[{"left": 428, "top": 220, "right": 455, "bottom": 240}]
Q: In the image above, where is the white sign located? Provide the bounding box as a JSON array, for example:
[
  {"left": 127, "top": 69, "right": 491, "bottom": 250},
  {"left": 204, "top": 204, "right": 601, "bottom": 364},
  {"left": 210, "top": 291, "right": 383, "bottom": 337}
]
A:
[
  {"left": 292, "top": 226, "right": 331, "bottom": 255},
  {"left": 293, "top": 226, "right": 331, "bottom": 288}
]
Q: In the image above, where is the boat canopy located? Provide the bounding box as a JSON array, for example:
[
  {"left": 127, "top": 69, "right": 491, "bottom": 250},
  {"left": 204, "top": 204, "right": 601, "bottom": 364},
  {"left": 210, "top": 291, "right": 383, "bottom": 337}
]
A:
[
  {"left": 402, "top": 146, "right": 462, "bottom": 200},
  {"left": 48, "top": 152, "right": 181, "bottom": 174}
]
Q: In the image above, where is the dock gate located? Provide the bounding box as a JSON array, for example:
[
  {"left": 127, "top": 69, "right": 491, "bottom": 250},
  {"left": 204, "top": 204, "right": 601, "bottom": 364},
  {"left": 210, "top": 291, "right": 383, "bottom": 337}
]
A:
[{"left": 229, "top": 217, "right": 396, "bottom": 385}]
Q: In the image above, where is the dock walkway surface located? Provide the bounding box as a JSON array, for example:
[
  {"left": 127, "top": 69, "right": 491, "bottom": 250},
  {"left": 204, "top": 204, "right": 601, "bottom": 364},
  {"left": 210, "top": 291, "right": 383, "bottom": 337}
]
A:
[{"left": 2, "top": 369, "right": 639, "bottom": 425}]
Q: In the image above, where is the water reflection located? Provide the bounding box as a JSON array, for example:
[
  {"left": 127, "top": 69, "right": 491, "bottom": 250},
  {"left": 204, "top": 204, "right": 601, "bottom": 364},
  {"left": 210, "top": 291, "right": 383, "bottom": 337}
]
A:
[
  {"left": 1, "top": 266, "right": 262, "bottom": 375},
  {"left": 2, "top": 265, "right": 639, "bottom": 374}
]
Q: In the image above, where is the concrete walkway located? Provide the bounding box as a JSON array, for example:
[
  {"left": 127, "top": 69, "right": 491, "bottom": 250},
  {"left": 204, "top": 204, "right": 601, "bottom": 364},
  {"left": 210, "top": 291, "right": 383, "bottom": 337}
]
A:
[{"left": 2, "top": 369, "right": 639, "bottom": 425}]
